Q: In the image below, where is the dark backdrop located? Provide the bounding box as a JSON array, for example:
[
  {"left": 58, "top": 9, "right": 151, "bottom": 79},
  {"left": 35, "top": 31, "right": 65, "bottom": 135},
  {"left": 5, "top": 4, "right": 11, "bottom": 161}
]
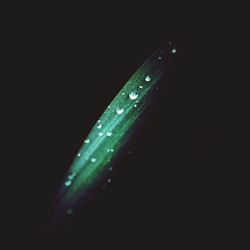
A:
[{"left": 1, "top": 1, "right": 249, "bottom": 249}]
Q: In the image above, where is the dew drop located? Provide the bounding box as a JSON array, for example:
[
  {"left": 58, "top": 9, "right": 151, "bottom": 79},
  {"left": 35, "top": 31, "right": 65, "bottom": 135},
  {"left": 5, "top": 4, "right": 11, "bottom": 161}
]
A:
[
  {"left": 145, "top": 75, "right": 151, "bottom": 82},
  {"left": 64, "top": 180, "right": 72, "bottom": 187},
  {"left": 106, "top": 132, "right": 112, "bottom": 136},
  {"left": 107, "top": 178, "right": 112, "bottom": 183},
  {"left": 109, "top": 167, "right": 113, "bottom": 171},
  {"left": 107, "top": 148, "right": 110, "bottom": 152},
  {"left": 97, "top": 123, "right": 102, "bottom": 129},
  {"left": 67, "top": 208, "right": 73, "bottom": 215},
  {"left": 116, "top": 107, "right": 124, "bottom": 115},
  {"left": 171, "top": 48, "right": 177, "bottom": 54},
  {"left": 77, "top": 153, "right": 81, "bottom": 157},
  {"left": 158, "top": 56, "right": 162, "bottom": 60},
  {"left": 110, "top": 148, "right": 114, "bottom": 152},
  {"left": 139, "top": 85, "right": 143, "bottom": 89},
  {"left": 68, "top": 174, "right": 74, "bottom": 180},
  {"left": 134, "top": 104, "right": 137, "bottom": 108},
  {"left": 91, "top": 158, "right": 96, "bottom": 163},
  {"left": 122, "top": 92, "right": 125, "bottom": 95},
  {"left": 129, "top": 91, "right": 139, "bottom": 100},
  {"left": 84, "top": 139, "right": 90, "bottom": 144},
  {"left": 108, "top": 105, "right": 111, "bottom": 109},
  {"left": 98, "top": 132, "right": 103, "bottom": 136}
]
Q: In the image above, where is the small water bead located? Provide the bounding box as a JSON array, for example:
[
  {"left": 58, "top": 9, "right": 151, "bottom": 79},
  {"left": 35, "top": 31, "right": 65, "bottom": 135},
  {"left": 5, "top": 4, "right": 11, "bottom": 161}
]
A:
[
  {"left": 77, "top": 153, "right": 81, "bottom": 157},
  {"left": 98, "top": 132, "right": 103, "bottom": 136},
  {"left": 107, "top": 148, "right": 110, "bottom": 152},
  {"left": 68, "top": 174, "right": 74, "bottom": 180},
  {"left": 116, "top": 107, "right": 124, "bottom": 115},
  {"left": 171, "top": 48, "right": 177, "bottom": 54},
  {"left": 84, "top": 139, "right": 90, "bottom": 144},
  {"left": 158, "top": 56, "right": 162, "bottom": 60},
  {"left": 134, "top": 104, "right": 137, "bottom": 108},
  {"left": 91, "top": 158, "right": 96, "bottom": 163},
  {"left": 122, "top": 92, "right": 125, "bottom": 95},
  {"left": 106, "top": 132, "right": 112, "bottom": 136},
  {"left": 109, "top": 167, "right": 113, "bottom": 171},
  {"left": 110, "top": 149, "right": 114, "bottom": 152},
  {"left": 129, "top": 91, "right": 139, "bottom": 100},
  {"left": 145, "top": 75, "right": 151, "bottom": 82},
  {"left": 139, "top": 85, "right": 143, "bottom": 89},
  {"left": 64, "top": 180, "right": 72, "bottom": 187},
  {"left": 67, "top": 209, "right": 73, "bottom": 215},
  {"left": 107, "top": 178, "right": 112, "bottom": 183},
  {"left": 97, "top": 123, "right": 102, "bottom": 129},
  {"left": 108, "top": 105, "right": 111, "bottom": 109}
]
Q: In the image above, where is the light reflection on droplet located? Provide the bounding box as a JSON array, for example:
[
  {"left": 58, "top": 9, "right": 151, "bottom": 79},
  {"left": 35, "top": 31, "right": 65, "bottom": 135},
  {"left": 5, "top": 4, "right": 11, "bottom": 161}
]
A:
[
  {"left": 64, "top": 180, "right": 72, "bottom": 187},
  {"left": 145, "top": 75, "right": 151, "bottom": 82},
  {"left": 171, "top": 48, "right": 177, "bottom": 54},
  {"left": 91, "top": 158, "right": 96, "bottom": 163},
  {"left": 116, "top": 107, "right": 124, "bottom": 115},
  {"left": 84, "top": 139, "right": 90, "bottom": 144},
  {"left": 77, "top": 153, "right": 81, "bottom": 157},
  {"left": 129, "top": 91, "right": 139, "bottom": 100},
  {"left": 106, "top": 132, "right": 112, "bottom": 136},
  {"left": 98, "top": 132, "right": 103, "bottom": 136},
  {"left": 139, "top": 85, "right": 143, "bottom": 89}
]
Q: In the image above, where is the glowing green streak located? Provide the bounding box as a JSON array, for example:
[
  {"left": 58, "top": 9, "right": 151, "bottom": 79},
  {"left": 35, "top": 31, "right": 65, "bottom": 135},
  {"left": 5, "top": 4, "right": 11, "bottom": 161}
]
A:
[{"left": 56, "top": 44, "right": 176, "bottom": 216}]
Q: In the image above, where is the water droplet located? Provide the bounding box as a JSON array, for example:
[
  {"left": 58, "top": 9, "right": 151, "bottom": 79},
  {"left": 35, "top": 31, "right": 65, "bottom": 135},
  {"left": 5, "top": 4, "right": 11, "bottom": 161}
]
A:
[
  {"left": 110, "top": 149, "right": 114, "bottom": 152},
  {"left": 109, "top": 167, "right": 113, "bottom": 171},
  {"left": 67, "top": 208, "right": 73, "bottom": 215},
  {"left": 91, "top": 158, "right": 96, "bottom": 163},
  {"left": 158, "top": 56, "right": 162, "bottom": 60},
  {"left": 97, "top": 123, "right": 102, "bottom": 129},
  {"left": 68, "top": 174, "right": 74, "bottom": 180},
  {"left": 77, "top": 153, "right": 81, "bottom": 157},
  {"left": 98, "top": 132, "right": 103, "bottom": 136},
  {"left": 107, "top": 148, "right": 110, "bottom": 152},
  {"left": 106, "top": 132, "right": 112, "bottom": 136},
  {"left": 108, "top": 105, "right": 111, "bottom": 109},
  {"left": 122, "top": 92, "right": 125, "bottom": 95},
  {"left": 171, "top": 48, "right": 177, "bottom": 54},
  {"left": 129, "top": 91, "right": 139, "bottom": 100},
  {"left": 116, "top": 107, "right": 124, "bottom": 115},
  {"left": 84, "top": 139, "right": 90, "bottom": 144},
  {"left": 134, "top": 104, "right": 137, "bottom": 107},
  {"left": 139, "top": 85, "right": 143, "bottom": 89},
  {"left": 107, "top": 178, "right": 111, "bottom": 183},
  {"left": 145, "top": 75, "right": 151, "bottom": 82},
  {"left": 64, "top": 180, "right": 72, "bottom": 187}
]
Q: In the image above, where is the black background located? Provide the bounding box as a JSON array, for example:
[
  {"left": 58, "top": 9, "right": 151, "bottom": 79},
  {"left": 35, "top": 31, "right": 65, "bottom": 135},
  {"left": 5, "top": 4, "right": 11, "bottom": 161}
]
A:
[{"left": 1, "top": 1, "right": 249, "bottom": 249}]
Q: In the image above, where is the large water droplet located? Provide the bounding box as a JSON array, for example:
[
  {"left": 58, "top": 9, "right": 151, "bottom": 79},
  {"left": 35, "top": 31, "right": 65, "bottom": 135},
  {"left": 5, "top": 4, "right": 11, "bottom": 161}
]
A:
[
  {"left": 145, "top": 75, "right": 151, "bottom": 82},
  {"left": 91, "top": 158, "right": 96, "bottom": 163},
  {"left": 64, "top": 180, "right": 72, "bottom": 187},
  {"left": 116, "top": 107, "right": 124, "bottom": 115},
  {"left": 129, "top": 91, "right": 139, "bottom": 100},
  {"left": 106, "top": 132, "right": 112, "bottom": 136}
]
